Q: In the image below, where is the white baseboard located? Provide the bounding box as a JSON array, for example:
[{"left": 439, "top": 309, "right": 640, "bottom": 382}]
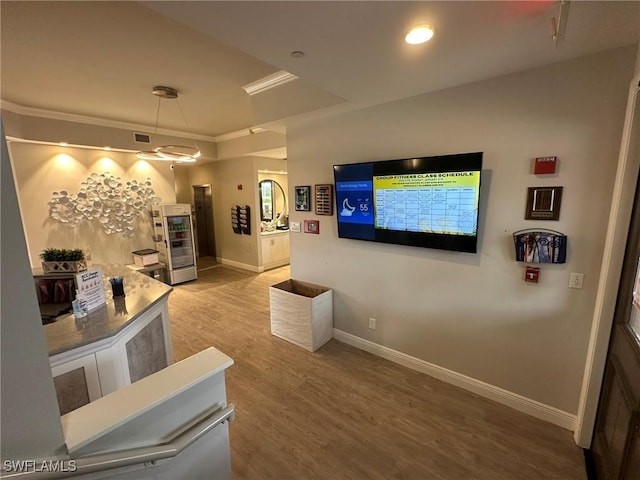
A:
[
  {"left": 263, "top": 259, "right": 290, "bottom": 271},
  {"left": 219, "top": 258, "right": 261, "bottom": 273},
  {"left": 332, "top": 329, "right": 576, "bottom": 431}
]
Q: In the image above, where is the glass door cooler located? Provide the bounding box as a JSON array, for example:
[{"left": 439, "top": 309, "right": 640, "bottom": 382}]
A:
[{"left": 153, "top": 204, "right": 197, "bottom": 285}]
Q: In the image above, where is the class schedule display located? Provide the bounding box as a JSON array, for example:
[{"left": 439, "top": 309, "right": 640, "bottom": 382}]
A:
[{"left": 333, "top": 152, "right": 483, "bottom": 253}]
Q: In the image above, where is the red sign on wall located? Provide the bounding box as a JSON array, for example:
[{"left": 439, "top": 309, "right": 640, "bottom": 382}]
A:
[{"left": 534, "top": 156, "right": 557, "bottom": 175}]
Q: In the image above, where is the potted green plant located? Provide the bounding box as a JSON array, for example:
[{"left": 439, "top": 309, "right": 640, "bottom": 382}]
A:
[{"left": 40, "top": 248, "right": 87, "bottom": 273}]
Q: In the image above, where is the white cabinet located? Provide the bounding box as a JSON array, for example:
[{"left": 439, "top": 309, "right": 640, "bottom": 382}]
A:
[
  {"left": 261, "top": 232, "right": 290, "bottom": 270},
  {"left": 49, "top": 298, "right": 173, "bottom": 414}
]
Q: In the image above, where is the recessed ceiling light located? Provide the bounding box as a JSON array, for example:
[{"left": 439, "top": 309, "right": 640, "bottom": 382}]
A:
[
  {"left": 290, "top": 50, "right": 305, "bottom": 58},
  {"left": 405, "top": 24, "right": 435, "bottom": 45}
]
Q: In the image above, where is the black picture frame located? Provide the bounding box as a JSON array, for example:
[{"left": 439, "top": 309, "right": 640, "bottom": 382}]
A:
[{"left": 295, "top": 186, "right": 311, "bottom": 211}]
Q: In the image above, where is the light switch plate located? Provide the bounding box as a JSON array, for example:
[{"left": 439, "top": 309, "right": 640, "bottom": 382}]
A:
[
  {"left": 290, "top": 222, "right": 301, "bottom": 232},
  {"left": 569, "top": 272, "right": 584, "bottom": 289}
]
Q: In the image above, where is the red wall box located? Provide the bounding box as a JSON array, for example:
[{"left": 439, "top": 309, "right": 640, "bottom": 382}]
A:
[
  {"left": 525, "top": 266, "right": 540, "bottom": 283},
  {"left": 304, "top": 220, "right": 320, "bottom": 234},
  {"left": 534, "top": 156, "right": 557, "bottom": 174}
]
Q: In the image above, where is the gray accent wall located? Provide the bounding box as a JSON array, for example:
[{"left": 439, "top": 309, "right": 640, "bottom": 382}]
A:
[
  {"left": 54, "top": 368, "right": 90, "bottom": 415},
  {"left": 126, "top": 314, "right": 168, "bottom": 383}
]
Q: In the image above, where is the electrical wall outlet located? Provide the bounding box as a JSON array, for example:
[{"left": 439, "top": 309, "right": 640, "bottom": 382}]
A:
[
  {"left": 569, "top": 272, "right": 584, "bottom": 289},
  {"left": 368, "top": 317, "right": 376, "bottom": 330}
]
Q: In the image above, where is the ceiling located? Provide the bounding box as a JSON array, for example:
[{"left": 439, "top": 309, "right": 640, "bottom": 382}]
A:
[{"left": 1, "top": 1, "right": 639, "bottom": 146}]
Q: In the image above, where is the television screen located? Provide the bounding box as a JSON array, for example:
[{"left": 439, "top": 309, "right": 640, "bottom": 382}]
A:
[{"left": 333, "top": 152, "right": 483, "bottom": 253}]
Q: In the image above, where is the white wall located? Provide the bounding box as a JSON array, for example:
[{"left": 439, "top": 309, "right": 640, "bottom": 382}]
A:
[
  {"left": 287, "top": 46, "right": 636, "bottom": 415},
  {"left": 212, "top": 158, "right": 256, "bottom": 268},
  {"left": 1, "top": 124, "right": 67, "bottom": 460},
  {"left": 173, "top": 164, "right": 192, "bottom": 205},
  {"left": 9, "top": 143, "right": 176, "bottom": 266}
]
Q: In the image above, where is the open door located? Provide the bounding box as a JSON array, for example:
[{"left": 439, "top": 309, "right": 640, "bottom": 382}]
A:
[
  {"left": 193, "top": 185, "right": 216, "bottom": 258},
  {"left": 590, "top": 85, "right": 640, "bottom": 479}
]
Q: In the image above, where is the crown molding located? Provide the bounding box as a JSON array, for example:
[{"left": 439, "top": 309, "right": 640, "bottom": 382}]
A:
[
  {"left": 5, "top": 135, "right": 139, "bottom": 154},
  {"left": 213, "top": 127, "right": 267, "bottom": 142},
  {"left": 0, "top": 99, "right": 219, "bottom": 143},
  {"left": 1, "top": 100, "right": 283, "bottom": 151}
]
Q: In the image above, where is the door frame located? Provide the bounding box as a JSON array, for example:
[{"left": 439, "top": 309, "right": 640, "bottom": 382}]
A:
[
  {"left": 575, "top": 72, "right": 640, "bottom": 447},
  {"left": 192, "top": 184, "right": 216, "bottom": 259}
]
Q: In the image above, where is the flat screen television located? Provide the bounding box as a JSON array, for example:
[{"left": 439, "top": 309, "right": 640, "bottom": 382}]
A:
[{"left": 333, "top": 152, "right": 483, "bottom": 253}]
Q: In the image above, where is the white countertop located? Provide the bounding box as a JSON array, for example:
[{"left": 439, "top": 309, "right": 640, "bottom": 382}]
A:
[{"left": 260, "top": 229, "right": 290, "bottom": 236}]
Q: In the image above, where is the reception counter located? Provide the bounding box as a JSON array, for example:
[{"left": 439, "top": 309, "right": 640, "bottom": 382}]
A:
[{"left": 41, "top": 265, "right": 174, "bottom": 415}]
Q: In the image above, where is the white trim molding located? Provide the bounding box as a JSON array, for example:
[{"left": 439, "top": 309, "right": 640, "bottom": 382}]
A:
[
  {"left": 574, "top": 75, "right": 640, "bottom": 448},
  {"left": 1, "top": 100, "right": 218, "bottom": 143},
  {"left": 218, "top": 258, "right": 261, "bottom": 273},
  {"left": 333, "top": 329, "right": 576, "bottom": 431},
  {"left": 214, "top": 127, "right": 266, "bottom": 143},
  {"left": 242, "top": 70, "right": 298, "bottom": 96}
]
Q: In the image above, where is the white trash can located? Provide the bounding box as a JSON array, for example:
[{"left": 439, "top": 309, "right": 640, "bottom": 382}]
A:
[{"left": 269, "top": 279, "right": 333, "bottom": 352}]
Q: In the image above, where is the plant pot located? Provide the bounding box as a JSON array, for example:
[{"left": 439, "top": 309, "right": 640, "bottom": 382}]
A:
[{"left": 41, "top": 260, "right": 87, "bottom": 274}]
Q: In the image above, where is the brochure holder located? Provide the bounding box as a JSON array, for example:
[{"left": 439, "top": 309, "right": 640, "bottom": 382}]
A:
[
  {"left": 231, "top": 205, "right": 251, "bottom": 235},
  {"left": 513, "top": 229, "right": 567, "bottom": 264}
]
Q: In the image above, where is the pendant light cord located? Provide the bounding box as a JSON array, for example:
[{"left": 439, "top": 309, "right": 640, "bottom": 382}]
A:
[
  {"left": 175, "top": 98, "right": 200, "bottom": 153},
  {"left": 153, "top": 96, "right": 161, "bottom": 135}
]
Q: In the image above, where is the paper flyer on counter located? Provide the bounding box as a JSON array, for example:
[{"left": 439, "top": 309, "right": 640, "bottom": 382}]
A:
[{"left": 75, "top": 267, "right": 106, "bottom": 312}]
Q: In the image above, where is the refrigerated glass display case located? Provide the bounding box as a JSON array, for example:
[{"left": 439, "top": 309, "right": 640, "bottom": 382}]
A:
[{"left": 153, "top": 204, "right": 197, "bottom": 285}]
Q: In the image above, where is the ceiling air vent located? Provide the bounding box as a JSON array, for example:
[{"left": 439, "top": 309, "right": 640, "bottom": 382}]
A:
[{"left": 134, "top": 133, "right": 151, "bottom": 144}]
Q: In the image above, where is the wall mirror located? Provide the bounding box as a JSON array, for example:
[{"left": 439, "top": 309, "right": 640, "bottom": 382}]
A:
[
  {"left": 259, "top": 179, "right": 274, "bottom": 221},
  {"left": 259, "top": 179, "right": 288, "bottom": 228}
]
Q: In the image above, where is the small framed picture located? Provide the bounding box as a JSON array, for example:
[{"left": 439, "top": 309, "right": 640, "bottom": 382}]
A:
[
  {"left": 525, "top": 186, "right": 563, "bottom": 221},
  {"left": 295, "top": 186, "right": 311, "bottom": 211}
]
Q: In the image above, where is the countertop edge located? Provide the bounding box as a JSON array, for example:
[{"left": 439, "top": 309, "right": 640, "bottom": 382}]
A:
[{"left": 43, "top": 267, "right": 174, "bottom": 357}]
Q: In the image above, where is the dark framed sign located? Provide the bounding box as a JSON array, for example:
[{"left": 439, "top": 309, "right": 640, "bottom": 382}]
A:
[
  {"left": 314, "top": 184, "right": 334, "bottom": 216},
  {"left": 295, "top": 186, "right": 311, "bottom": 211},
  {"left": 525, "top": 186, "right": 563, "bottom": 220}
]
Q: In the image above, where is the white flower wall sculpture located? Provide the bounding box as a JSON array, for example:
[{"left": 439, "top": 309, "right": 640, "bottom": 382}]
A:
[{"left": 48, "top": 172, "right": 161, "bottom": 237}]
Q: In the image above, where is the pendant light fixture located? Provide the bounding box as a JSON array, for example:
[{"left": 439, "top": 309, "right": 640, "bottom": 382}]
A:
[{"left": 136, "top": 86, "right": 201, "bottom": 163}]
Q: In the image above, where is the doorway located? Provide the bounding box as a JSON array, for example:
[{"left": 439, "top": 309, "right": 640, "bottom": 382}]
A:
[
  {"left": 193, "top": 185, "right": 216, "bottom": 260},
  {"left": 590, "top": 86, "right": 640, "bottom": 479}
]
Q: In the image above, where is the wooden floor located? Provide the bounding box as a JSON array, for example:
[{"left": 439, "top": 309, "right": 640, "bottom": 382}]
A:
[{"left": 168, "top": 265, "right": 586, "bottom": 480}]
